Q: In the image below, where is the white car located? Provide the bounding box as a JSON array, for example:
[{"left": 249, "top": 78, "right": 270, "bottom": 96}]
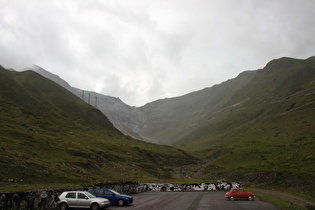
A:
[{"left": 57, "top": 191, "right": 110, "bottom": 210}]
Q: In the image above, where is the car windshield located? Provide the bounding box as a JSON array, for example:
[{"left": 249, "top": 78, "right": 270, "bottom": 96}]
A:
[
  {"left": 85, "top": 192, "right": 96, "bottom": 198},
  {"left": 108, "top": 189, "right": 120, "bottom": 195}
]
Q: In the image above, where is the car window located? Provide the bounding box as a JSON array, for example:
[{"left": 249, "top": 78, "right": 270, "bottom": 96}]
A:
[
  {"left": 78, "top": 193, "right": 87, "bottom": 199},
  {"left": 104, "top": 190, "right": 113, "bottom": 195},
  {"left": 232, "top": 190, "right": 238, "bottom": 193},
  {"left": 109, "top": 190, "right": 119, "bottom": 195},
  {"left": 65, "top": 193, "right": 76, "bottom": 198},
  {"left": 94, "top": 190, "right": 104, "bottom": 194}
]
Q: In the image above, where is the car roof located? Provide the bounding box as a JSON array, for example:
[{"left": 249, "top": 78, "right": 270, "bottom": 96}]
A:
[{"left": 62, "top": 191, "right": 89, "bottom": 193}]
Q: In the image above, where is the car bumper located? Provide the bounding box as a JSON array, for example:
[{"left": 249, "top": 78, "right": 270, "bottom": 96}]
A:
[{"left": 100, "top": 201, "right": 111, "bottom": 208}]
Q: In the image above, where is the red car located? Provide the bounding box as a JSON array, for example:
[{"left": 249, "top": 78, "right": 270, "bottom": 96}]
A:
[{"left": 225, "top": 188, "right": 255, "bottom": 201}]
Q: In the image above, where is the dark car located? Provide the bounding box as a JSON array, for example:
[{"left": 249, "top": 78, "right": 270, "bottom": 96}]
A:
[
  {"left": 225, "top": 187, "right": 255, "bottom": 201},
  {"left": 89, "top": 189, "right": 133, "bottom": 206}
]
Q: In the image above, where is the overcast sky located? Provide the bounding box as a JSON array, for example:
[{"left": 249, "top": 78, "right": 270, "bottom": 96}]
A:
[{"left": 1, "top": 0, "right": 315, "bottom": 106}]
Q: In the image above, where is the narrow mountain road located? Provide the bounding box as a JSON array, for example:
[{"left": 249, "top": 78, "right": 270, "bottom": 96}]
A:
[{"left": 108, "top": 191, "right": 277, "bottom": 210}]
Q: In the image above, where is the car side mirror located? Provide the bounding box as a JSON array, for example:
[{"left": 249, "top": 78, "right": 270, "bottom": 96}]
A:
[
  {"left": 111, "top": 193, "right": 115, "bottom": 196},
  {"left": 85, "top": 197, "right": 89, "bottom": 199}
]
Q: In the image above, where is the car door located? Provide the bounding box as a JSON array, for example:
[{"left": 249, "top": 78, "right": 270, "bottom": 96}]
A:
[
  {"left": 104, "top": 190, "right": 116, "bottom": 204},
  {"left": 92, "top": 189, "right": 106, "bottom": 199},
  {"left": 77, "top": 192, "right": 90, "bottom": 208},
  {"left": 231, "top": 189, "right": 239, "bottom": 198},
  {"left": 91, "top": 190, "right": 111, "bottom": 203},
  {"left": 65, "top": 192, "right": 77, "bottom": 207},
  {"left": 238, "top": 189, "right": 247, "bottom": 199}
]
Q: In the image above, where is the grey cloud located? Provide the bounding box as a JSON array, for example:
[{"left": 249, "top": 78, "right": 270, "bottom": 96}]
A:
[{"left": 1, "top": 0, "right": 315, "bottom": 106}]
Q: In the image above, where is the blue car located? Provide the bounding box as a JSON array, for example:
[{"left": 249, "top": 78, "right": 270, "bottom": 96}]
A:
[{"left": 88, "top": 189, "right": 133, "bottom": 206}]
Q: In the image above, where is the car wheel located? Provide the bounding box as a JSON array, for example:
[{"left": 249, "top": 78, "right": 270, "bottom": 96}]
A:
[
  {"left": 230, "top": 196, "right": 235, "bottom": 201},
  {"left": 117, "top": 199, "right": 124, "bottom": 206},
  {"left": 248, "top": 196, "right": 253, "bottom": 201},
  {"left": 91, "top": 203, "right": 99, "bottom": 210},
  {"left": 60, "top": 202, "right": 68, "bottom": 210}
]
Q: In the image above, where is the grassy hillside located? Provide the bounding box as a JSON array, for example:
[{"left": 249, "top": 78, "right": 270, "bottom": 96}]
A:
[
  {"left": 138, "top": 70, "right": 257, "bottom": 144},
  {"left": 176, "top": 57, "right": 315, "bottom": 195},
  {"left": 0, "top": 66, "right": 198, "bottom": 192},
  {"left": 1, "top": 55, "right": 314, "bottom": 197}
]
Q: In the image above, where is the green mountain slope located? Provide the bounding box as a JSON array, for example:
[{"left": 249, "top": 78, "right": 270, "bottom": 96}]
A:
[
  {"left": 175, "top": 57, "right": 315, "bottom": 194},
  {"left": 0, "top": 66, "right": 198, "bottom": 192},
  {"left": 138, "top": 70, "right": 257, "bottom": 144}
]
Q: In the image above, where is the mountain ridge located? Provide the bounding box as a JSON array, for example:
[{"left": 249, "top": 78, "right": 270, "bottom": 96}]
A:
[
  {"left": 0, "top": 66, "right": 198, "bottom": 192},
  {"left": 29, "top": 64, "right": 258, "bottom": 144},
  {"left": 29, "top": 56, "right": 315, "bottom": 148},
  {"left": 30, "top": 65, "right": 146, "bottom": 140},
  {"left": 1, "top": 55, "right": 314, "bottom": 195}
]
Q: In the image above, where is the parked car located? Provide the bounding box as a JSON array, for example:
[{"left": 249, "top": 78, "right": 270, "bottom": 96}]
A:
[
  {"left": 89, "top": 189, "right": 133, "bottom": 206},
  {"left": 57, "top": 191, "right": 110, "bottom": 210},
  {"left": 225, "top": 187, "right": 255, "bottom": 201}
]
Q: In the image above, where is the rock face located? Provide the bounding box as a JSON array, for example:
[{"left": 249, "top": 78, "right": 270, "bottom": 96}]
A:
[
  {"left": 79, "top": 90, "right": 147, "bottom": 140},
  {"left": 31, "top": 65, "right": 147, "bottom": 140}
]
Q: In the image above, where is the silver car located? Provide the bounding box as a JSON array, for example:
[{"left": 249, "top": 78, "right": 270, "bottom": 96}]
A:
[{"left": 58, "top": 191, "right": 110, "bottom": 210}]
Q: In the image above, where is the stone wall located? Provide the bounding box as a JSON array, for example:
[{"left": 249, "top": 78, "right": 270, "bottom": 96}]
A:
[
  {"left": 143, "top": 182, "right": 241, "bottom": 192},
  {"left": 0, "top": 181, "right": 241, "bottom": 209}
]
